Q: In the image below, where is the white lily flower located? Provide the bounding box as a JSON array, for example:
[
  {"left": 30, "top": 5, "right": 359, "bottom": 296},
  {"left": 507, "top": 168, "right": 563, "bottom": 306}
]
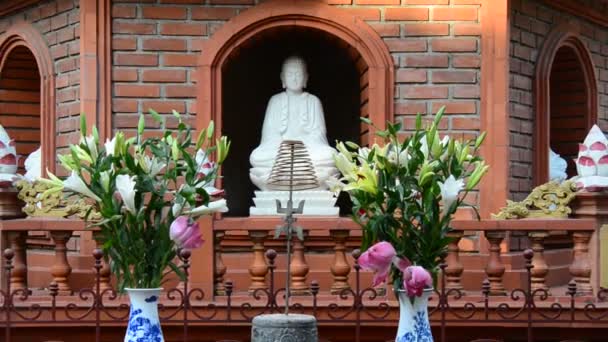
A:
[
  {"left": 80, "top": 135, "right": 98, "bottom": 160},
  {"left": 335, "top": 153, "right": 356, "bottom": 178},
  {"left": 438, "top": 175, "right": 464, "bottom": 210},
  {"left": 358, "top": 147, "right": 371, "bottom": 161},
  {"left": 139, "top": 155, "right": 165, "bottom": 177},
  {"left": 104, "top": 137, "right": 117, "bottom": 156},
  {"left": 387, "top": 147, "right": 409, "bottom": 166},
  {"left": 172, "top": 201, "right": 185, "bottom": 217},
  {"left": 63, "top": 171, "right": 101, "bottom": 202},
  {"left": 419, "top": 137, "right": 429, "bottom": 158},
  {"left": 196, "top": 149, "right": 216, "bottom": 176},
  {"left": 116, "top": 174, "right": 137, "bottom": 213},
  {"left": 100, "top": 170, "right": 111, "bottom": 192},
  {"left": 187, "top": 199, "right": 228, "bottom": 217},
  {"left": 325, "top": 175, "right": 344, "bottom": 196},
  {"left": 149, "top": 157, "right": 166, "bottom": 177},
  {"left": 441, "top": 135, "right": 450, "bottom": 146}
]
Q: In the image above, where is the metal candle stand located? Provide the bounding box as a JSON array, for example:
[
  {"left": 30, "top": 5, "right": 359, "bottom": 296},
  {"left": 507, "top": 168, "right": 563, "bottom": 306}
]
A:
[{"left": 267, "top": 140, "right": 318, "bottom": 315}]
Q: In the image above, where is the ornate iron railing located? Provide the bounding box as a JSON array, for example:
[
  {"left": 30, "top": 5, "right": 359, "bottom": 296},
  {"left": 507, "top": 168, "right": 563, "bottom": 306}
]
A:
[{"left": 1, "top": 247, "right": 608, "bottom": 342}]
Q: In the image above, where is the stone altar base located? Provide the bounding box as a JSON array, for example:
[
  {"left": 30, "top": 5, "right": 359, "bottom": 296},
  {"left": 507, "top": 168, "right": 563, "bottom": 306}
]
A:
[
  {"left": 251, "top": 313, "right": 318, "bottom": 342},
  {"left": 249, "top": 191, "right": 339, "bottom": 216}
]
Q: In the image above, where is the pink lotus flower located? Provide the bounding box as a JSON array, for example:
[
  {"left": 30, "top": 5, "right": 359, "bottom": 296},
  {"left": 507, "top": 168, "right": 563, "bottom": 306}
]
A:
[
  {"left": 403, "top": 266, "right": 432, "bottom": 297},
  {"left": 170, "top": 216, "right": 204, "bottom": 249},
  {"left": 358, "top": 241, "right": 410, "bottom": 287}
]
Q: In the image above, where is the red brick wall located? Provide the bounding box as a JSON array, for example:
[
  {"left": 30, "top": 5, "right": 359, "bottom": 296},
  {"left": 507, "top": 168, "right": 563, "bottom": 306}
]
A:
[
  {"left": 509, "top": 0, "right": 608, "bottom": 201},
  {"left": 111, "top": 0, "right": 482, "bottom": 149},
  {"left": 0, "top": 0, "right": 80, "bottom": 164}
]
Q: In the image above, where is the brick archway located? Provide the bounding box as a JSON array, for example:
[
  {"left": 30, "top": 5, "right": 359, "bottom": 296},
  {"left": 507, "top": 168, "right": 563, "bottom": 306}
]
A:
[
  {"left": 0, "top": 22, "right": 56, "bottom": 173},
  {"left": 197, "top": 0, "right": 394, "bottom": 145},
  {"left": 534, "top": 26, "right": 598, "bottom": 184}
]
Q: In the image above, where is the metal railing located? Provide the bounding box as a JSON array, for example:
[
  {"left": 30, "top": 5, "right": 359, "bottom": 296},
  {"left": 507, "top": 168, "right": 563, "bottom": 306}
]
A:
[{"left": 1, "top": 246, "right": 608, "bottom": 342}]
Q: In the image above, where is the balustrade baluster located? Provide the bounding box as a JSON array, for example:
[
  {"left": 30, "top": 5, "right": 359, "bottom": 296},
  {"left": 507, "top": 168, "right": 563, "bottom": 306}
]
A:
[
  {"left": 50, "top": 231, "right": 73, "bottom": 295},
  {"left": 290, "top": 230, "right": 310, "bottom": 295},
  {"left": 248, "top": 230, "right": 268, "bottom": 292},
  {"left": 214, "top": 230, "right": 227, "bottom": 296},
  {"left": 330, "top": 229, "right": 350, "bottom": 294},
  {"left": 93, "top": 232, "right": 112, "bottom": 292},
  {"left": 528, "top": 231, "right": 549, "bottom": 292},
  {"left": 484, "top": 231, "right": 506, "bottom": 295},
  {"left": 569, "top": 231, "right": 593, "bottom": 296},
  {"left": 6, "top": 232, "right": 27, "bottom": 293},
  {"left": 445, "top": 230, "right": 464, "bottom": 293}
]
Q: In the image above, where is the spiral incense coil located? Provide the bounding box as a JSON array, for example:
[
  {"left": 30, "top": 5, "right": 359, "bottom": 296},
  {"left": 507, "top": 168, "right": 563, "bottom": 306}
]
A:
[{"left": 267, "top": 140, "right": 318, "bottom": 191}]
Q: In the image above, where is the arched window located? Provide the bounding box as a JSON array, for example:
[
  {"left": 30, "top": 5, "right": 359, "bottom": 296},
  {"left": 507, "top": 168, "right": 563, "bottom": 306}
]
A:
[
  {"left": 534, "top": 29, "right": 597, "bottom": 184},
  {"left": 0, "top": 23, "right": 56, "bottom": 175},
  {"left": 198, "top": 0, "right": 394, "bottom": 217}
]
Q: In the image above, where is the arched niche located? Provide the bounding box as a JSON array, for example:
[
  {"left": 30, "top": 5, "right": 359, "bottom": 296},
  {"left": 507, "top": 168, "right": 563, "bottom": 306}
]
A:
[
  {"left": 198, "top": 0, "right": 394, "bottom": 217},
  {"left": 0, "top": 22, "right": 56, "bottom": 174},
  {"left": 534, "top": 27, "right": 597, "bottom": 184}
]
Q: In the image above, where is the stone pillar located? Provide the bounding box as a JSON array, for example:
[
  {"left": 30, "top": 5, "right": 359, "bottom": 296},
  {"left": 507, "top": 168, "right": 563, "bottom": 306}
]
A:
[
  {"left": 0, "top": 187, "right": 26, "bottom": 291},
  {"left": 252, "top": 314, "right": 317, "bottom": 342},
  {"left": 6, "top": 231, "right": 27, "bottom": 293},
  {"left": 50, "top": 231, "right": 73, "bottom": 295},
  {"left": 290, "top": 231, "right": 310, "bottom": 295},
  {"left": 569, "top": 231, "right": 593, "bottom": 295},
  {"left": 571, "top": 192, "right": 608, "bottom": 294},
  {"left": 445, "top": 230, "right": 464, "bottom": 293},
  {"left": 484, "top": 231, "right": 506, "bottom": 295},
  {"left": 528, "top": 231, "right": 549, "bottom": 292},
  {"left": 329, "top": 229, "right": 350, "bottom": 294},
  {"left": 214, "top": 230, "right": 227, "bottom": 296},
  {"left": 248, "top": 230, "right": 268, "bottom": 292}
]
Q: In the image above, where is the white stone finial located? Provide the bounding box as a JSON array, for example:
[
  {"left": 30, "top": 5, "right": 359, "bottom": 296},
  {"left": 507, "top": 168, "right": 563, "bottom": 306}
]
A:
[{"left": 574, "top": 125, "right": 608, "bottom": 191}]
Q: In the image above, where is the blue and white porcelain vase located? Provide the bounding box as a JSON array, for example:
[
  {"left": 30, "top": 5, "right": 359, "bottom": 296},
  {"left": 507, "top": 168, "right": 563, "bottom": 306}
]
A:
[
  {"left": 124, "top": 288, "right": 164, "bottom": 342},
  {"left": 395, "top": 288, "right": 433, "bottom": 342}
]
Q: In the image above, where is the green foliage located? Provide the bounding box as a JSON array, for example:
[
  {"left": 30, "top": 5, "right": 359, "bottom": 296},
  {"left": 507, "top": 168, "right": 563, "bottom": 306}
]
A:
[{"left": 334, "top": 107, "right": 488, "bottom": 286}]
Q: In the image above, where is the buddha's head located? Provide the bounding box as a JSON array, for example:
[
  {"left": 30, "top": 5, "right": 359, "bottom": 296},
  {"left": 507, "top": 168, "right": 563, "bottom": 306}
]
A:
[{"left": 280, "top": 56, "right": 308, "bottom": 92}]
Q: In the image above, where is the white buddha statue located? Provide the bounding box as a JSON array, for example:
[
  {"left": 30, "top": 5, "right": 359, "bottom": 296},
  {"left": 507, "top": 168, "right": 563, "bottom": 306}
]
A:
[{"left": 249, "top": 56, "right": 337, "bottom": 191}]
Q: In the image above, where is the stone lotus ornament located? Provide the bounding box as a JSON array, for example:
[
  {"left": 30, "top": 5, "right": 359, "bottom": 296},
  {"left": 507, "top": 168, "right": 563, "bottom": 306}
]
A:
[
  {"left": 0, "top": 125, "right": 19, "bottom": 188},
  {"left": 549, "top": 149, "right": 567, "bottom": 182},
  {"left": 574, "top": 125, "right": 608, "bottom": 191}
]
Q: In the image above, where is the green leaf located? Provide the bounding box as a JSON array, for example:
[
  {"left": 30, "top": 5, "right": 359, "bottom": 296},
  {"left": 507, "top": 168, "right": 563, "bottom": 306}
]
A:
[
  {"left": 207, "top": 121, "right": 215, "bottom": 139},
  {"left": 433, "top": 105, "right": 446, "bottom": 126},
  {"left": 195, "top": 129, "right": 206, "bottom": 150},
  {"left": 149, "top": 108, "right": 163, "bottom": 123},
  {"left": 137, "top": 114, "right": 145, "bottom": 136},
  {"left": 360, "top": 117, "right": 372, "bottom": 125},
  {"left": 80, "top": 114, "right": 87, "bottom": 136},
  {"left": 475, "top": 131, "right": 487, "bottom": 149}
]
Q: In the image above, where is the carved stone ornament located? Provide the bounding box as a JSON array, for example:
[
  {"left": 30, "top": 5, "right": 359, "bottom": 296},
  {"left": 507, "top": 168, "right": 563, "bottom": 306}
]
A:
[
  {"left": 15, "top": 179, "right": 101, "bottom": 220},
  {"left": 251, "top": 313, "right": 318, "bottom": 342},
  {"left": 492, "top": 180, "right": 577, "bottom": 219}
]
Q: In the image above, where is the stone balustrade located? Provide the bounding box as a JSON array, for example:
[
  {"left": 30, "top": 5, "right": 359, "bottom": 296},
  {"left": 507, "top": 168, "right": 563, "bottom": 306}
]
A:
[{"left": 0, "top": 216, "right": 599, "bottom": 298}]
